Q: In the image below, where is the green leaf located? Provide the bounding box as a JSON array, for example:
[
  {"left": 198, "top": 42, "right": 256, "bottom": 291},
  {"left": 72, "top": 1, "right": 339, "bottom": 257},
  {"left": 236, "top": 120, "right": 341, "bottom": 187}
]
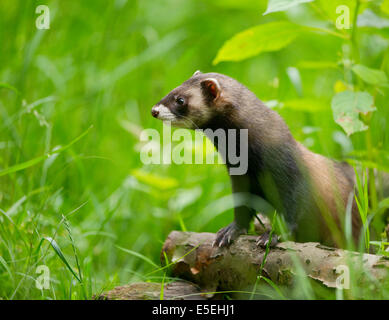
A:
[
  {"left": 331, "top": 91, "right": 376, "bottom": 136},
  {"left": 317, "top": 0, "right": 357, "bottom": 24},
  {"left": 264, "top": 0, "right": 313, "bottom": 15},
  {"left": 382, "top": 0, "right": 389, "bottom": 15},
  {"left": 131, "top": 169, "right": 178, "bottom": 190},
  {"left": 213, "top": 21, "right": 301, "bottom": 64},
  {"left": 352, "top": 64, "right": 388, "bottom": 86},
  {"left": 283, "top": 98, "right": 329, "bottom": 111},
  {"left": 212, "top": 0, "right": 264, "bottom": 10},
  {"left": 296, "top": 60, "right": 339, "bottom": 69}
]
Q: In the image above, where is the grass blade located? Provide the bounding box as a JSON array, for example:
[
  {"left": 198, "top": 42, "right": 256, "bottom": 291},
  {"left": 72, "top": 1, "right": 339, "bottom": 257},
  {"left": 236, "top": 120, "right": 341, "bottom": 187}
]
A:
[
  {"left": 0, "top": 82, "right": 20, "bottom": 95},
  {"left": 0, "top": 125, "right": 93, "bottom": 177},
  {"left": 44, "top": 237, "right": 81, "bottom": 283},
  {"left": 115, "top": 245, "right": 159, "bottom": 269}
]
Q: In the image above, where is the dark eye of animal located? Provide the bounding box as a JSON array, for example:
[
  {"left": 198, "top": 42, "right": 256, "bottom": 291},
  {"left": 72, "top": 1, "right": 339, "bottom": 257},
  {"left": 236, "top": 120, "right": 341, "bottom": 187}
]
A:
[{"left": 176, "top": 97, "right": 185, "bottom": 105}]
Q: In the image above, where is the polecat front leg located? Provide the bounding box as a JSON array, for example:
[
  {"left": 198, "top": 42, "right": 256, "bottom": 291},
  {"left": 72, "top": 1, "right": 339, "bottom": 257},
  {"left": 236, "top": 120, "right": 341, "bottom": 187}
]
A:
[
  {"left": 256, "top": 231, "right": 279, "bottom": 248},
  {"left": 213, "top": 221, "right": 247, "bottom": 247},
  {"left": 213, "top": 174, "right": 254, "bottom": 247},
  {"left": 213, "top": 206, "right": 253, "bottom": 247}
]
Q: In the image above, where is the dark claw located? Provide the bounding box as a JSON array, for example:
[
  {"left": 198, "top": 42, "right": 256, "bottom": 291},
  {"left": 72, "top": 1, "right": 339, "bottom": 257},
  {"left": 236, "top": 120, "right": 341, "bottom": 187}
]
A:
[
  {"left": 256, "top": 231, "right": 279, "bottom": 248},
  {"left": 213, "top": 222, "right": 247, "bottom": 248}
]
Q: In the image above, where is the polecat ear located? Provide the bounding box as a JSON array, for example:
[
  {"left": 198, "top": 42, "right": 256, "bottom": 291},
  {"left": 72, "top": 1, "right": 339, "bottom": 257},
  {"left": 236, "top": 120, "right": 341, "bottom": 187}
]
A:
[
  {"left": 201, "top": 78, "right": 221, "bottom": 100},
  {"left": 193, "top": 70, "right": 202, "bottom": 76}
]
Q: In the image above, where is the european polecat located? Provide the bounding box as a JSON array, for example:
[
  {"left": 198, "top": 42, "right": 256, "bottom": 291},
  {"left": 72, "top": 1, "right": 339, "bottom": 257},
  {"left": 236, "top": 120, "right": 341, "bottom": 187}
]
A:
[{"left": 151, "top": 71, "right": 362, "bottom": 248}]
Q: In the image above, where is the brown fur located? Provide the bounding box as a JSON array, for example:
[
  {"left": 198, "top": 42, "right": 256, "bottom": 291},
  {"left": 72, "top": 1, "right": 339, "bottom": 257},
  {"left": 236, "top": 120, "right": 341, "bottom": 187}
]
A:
[
  {"left": 297, "top": 143, "right": 361, "bottom": 246},
  {"left": 152, "top": 71, "right": 363, "bottom": 247}
]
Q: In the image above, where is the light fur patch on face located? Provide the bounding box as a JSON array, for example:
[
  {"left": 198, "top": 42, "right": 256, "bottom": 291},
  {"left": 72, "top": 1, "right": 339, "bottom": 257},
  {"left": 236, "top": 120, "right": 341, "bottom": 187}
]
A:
[
  {"left": 154, "top": 104, "right": 177, "bottom": 121},
  {"left": 186, "top": 87, "right": 213, "bottom": 126},
  {"left": 154, "top": 104, "right": 193, "bottom": 128}
]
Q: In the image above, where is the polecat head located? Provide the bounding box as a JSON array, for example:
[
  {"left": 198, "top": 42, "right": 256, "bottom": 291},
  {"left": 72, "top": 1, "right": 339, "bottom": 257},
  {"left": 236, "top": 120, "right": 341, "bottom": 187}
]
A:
[{"left": 151, "top": 71, "right": 230, "bottom": 129}]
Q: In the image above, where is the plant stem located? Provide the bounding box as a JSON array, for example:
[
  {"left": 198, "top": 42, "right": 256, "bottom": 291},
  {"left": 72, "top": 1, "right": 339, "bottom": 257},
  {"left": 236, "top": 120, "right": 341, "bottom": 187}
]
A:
[
  {"left": 351, "top": 0, "right": 361, "bottom": 63},
  {"left": 366, "top": 127, "right": 378, "bottom": 212},
  {"left": 350, "top": 0, "right": 377, "bottom": 212}
]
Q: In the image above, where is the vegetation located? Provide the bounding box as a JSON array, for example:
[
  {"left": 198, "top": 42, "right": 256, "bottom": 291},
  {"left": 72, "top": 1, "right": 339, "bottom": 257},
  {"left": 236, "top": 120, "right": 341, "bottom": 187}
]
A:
[{"left": 0, "top": 0, "right": 389, "bottom": 299}]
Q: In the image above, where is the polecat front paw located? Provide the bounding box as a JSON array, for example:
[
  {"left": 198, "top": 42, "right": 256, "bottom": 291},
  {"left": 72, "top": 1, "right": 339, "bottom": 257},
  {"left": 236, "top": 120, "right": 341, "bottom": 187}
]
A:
[
  {"left": 213, "top": 222, "right": 247, "bottom": 247},
  {"left": 256, "top": 231, "right": 279, "bottom": 248}
]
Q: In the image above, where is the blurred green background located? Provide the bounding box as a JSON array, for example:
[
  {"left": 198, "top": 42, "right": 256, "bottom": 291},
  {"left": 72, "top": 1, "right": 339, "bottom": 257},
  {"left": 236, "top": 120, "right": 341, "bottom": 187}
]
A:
[{"left": 1, "top": 0, "right": 389, "bottom": 299}]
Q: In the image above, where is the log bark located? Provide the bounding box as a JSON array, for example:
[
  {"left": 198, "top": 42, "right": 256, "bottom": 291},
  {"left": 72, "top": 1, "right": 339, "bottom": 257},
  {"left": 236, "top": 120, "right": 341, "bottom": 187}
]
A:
[
  {"left": 161, "top": 231, "right": 389, "bottom": 297},
  {"left": 99, "top": 281, "right": 207, "bottom": 300},
  {"left": 99, "top": 227, "right": 389, "bottom": 300}
]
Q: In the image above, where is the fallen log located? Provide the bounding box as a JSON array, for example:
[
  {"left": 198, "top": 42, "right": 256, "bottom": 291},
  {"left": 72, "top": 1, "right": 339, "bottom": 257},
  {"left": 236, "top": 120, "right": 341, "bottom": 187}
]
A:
[
  {"left": 161, "top": 231, "right": 389, "bottom": 298},
  {"left": 99, "top": 281, "right": 207, "bottom": 300}
]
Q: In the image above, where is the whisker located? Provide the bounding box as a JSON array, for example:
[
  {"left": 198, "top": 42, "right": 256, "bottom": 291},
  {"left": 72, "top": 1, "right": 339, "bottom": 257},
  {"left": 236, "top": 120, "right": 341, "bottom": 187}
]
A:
[{"left": 176, "top": 114, "right": 201, "bottom": 130}]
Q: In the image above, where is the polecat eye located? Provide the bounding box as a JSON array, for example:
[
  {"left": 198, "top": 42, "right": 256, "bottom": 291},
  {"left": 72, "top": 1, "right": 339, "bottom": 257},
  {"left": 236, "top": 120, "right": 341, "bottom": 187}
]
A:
[{"left": 176, "top": 97, "right": 185, "bottom": 105}]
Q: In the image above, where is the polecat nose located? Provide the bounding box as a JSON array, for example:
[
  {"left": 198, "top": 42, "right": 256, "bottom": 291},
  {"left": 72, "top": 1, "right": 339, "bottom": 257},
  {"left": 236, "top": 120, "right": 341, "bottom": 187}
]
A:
[{"left": 151, "top": 107, "right": 159, "bottom": 118}]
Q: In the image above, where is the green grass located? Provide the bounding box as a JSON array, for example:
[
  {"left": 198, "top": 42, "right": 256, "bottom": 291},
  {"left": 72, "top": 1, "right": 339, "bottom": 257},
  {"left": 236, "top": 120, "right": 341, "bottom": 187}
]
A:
[{"left": 1, "top": 0, "right": 389, "bottom": 300}]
